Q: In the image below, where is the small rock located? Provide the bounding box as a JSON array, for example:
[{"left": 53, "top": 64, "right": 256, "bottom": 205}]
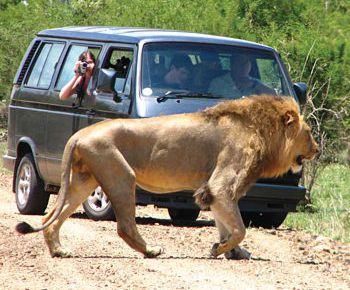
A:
[
  {"left": 312, "top": 245, "right": 331, "bottom": 253},
  {"left": 304, "top": 259, "right": 321, "bottom": 265},
  {"left": 315, "top": 236, "right": 330, "bottom": 243}
]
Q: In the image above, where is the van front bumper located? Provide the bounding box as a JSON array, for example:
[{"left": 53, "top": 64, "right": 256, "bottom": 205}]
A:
[
  {"left": 136, "top": 183, "right": 307, "bottom": 213},
  {"left": 239, "top": 183, "right": 306, "bottom": 213}
]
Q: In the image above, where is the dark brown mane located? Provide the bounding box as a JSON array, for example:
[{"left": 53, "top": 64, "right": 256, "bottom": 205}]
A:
[
  {"left": 202, "top": 95, "right": 298, "bottom": 125},
  {"left": 202, "top": 94, "right": 302, "bottom": 178},
  {"left": 202, "top": 95, "right": 300, "bottom": 137}
]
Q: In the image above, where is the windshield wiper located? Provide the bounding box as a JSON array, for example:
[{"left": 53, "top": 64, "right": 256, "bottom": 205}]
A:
[
  {"left": 156, "top": 91, "right": 224, "bottom": 103},
  {"left": 156, "top": 91, "right": 186, "bottom": 103}
]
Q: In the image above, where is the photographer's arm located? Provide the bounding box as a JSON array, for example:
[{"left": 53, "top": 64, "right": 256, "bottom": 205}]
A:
[
  {"left": 59, "top": 74, "right": 83, "bottom": 101},
  {"left": 59, "top": 59, "right": 95, "bottom": 101}
]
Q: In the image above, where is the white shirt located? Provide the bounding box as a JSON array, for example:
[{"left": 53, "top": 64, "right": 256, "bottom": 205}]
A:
[{"left": 208, "top": 72, "right": 240, "bottom": 98}]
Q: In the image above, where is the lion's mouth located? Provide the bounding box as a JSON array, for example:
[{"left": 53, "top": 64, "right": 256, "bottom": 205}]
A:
[
  {"left": 290, "top": 155, "right": 305, "bottom": 173},
  {"left": 296, "top": 155, "right": 305, "bottom": 166}
]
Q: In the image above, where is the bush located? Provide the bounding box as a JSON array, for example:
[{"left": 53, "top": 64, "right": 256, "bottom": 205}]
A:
[{"left": 0, "top": 0, "right": 348, "bottom": 159}]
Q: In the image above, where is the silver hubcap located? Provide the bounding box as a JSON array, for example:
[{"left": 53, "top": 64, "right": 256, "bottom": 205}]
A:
[
  {"left": 86, "top": 186, "right": 110, "bottom": 212},
  {"left": 17, "top": 163, "right": 32, "bottom": 206}
]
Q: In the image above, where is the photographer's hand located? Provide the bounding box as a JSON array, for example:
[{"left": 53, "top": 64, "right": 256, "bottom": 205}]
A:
[
  {"left": 59, "top": 62, "right": 84, "bottom": 101},
  {"left": 73, "top": 61, "right": 83, "bottom": 76}
]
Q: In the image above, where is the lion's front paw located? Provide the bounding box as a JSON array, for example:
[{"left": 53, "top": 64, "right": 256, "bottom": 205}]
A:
[
  {"left": 224, "top": 246, "right": 251, "bottom": 260},
  {"left": 210, "top": 241, "right": 233, "bottom": 258},
  {"left": 210, "top": 243, "right": 221, "bottom": 258},
  {"left": 50, "top": 247, "right": 73, "bottom": 258},
  {"left": 144, "top": 245, "right": 163, "bottom": 258}
]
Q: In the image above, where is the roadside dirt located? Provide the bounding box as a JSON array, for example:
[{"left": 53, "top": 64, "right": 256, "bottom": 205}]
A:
[{"left": 0, "top": 172, "right": 349, "bottom": 290}]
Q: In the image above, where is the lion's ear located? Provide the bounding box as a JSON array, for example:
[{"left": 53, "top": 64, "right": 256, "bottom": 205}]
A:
[{"left": 283, "top": 110, "right": 299, "bottom": 127}]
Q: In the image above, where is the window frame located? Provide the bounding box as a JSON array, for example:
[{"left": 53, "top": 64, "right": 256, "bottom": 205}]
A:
[
  {"left": 100, "top": 45, "right": 135, "bottom": 97},
  {"left": 140, "top": 42, "right": 292, "bottom": 98},
  {"left": 54, "top": 42, "right": 102, "bottom": 92},
  {"left": 23, "top": 41, "right": 66, "bottom": 90}
]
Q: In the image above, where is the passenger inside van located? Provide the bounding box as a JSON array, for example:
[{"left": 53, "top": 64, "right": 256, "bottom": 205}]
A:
[
  {"left": 209, "top": 54, "right": 275, "bottom": 98},
  {"left": 153, "top": 53, "right": 193, "bottom": 90},
  {"left": 107, "top": 56, "right": 131, "bottom": 78},
  {"left": 192, "top": 53, "right": 222, "bottom": 93}
]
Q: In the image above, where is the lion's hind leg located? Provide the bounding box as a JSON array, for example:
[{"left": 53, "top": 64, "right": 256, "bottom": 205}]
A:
[
  {"left": 87, "top": 148, "right": 162, "bottom": 258},
  {"left": 43, "top": 170, "right": 98, "bottom": 258}
]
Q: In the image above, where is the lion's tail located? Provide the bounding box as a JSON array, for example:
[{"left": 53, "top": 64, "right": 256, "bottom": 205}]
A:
[{"left": 15, "top": 137, "right": 77, "bottom": 235}]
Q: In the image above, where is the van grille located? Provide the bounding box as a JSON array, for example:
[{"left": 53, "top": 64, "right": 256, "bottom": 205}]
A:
[{"left": 16, "top": 40, "right": 41, "bottom": 85}]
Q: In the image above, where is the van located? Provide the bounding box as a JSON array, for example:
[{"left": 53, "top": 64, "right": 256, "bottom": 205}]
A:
[{"left": 3, "top": 27, "right": 308, "bottom": 227}]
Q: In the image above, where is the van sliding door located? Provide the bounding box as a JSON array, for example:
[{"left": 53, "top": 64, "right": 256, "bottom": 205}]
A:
[{"left": 46, "top": 44, "right": 102, "bottom": 184}]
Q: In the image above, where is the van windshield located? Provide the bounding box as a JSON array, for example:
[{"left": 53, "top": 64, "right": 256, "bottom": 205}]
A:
[{"left": 141, "top": 43, "right": 291, "bottom": 99}]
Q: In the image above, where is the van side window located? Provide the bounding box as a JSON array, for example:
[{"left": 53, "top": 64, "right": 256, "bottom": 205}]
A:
[
  {"left": 103, "top": 49, "right": 133, "bottom": 95},
  {"left": 25, "top": 43, "right": 64, "bottom": 89},
  {"left": 56, "top": 45, "right": 101, "bottom": 91}
]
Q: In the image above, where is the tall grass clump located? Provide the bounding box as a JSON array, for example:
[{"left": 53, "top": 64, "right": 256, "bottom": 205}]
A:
[{"left": 285, "top": 164, "right": 350, "bottom": 242}]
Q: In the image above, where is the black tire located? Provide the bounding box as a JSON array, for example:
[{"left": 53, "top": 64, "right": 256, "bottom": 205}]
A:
[
  {"left": 168, "top": 208, "right": 200, "bottom": 222},
  {"left": 82, "top": 187, "right": 116, "bottom": 221},
  {"left": 241, "top": 212, "right": 288, "bottom": 229},
  {"left": 15, "top": 154, "right": 49, "bottom": 215}
]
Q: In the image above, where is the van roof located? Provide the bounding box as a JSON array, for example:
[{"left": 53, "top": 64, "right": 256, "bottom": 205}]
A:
[{"left": 37, "top": 26, "right": 274, "bottom": 51}]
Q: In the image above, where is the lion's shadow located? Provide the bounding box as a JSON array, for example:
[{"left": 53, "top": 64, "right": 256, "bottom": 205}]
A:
[
  {"left": 68, "top": 255, "right": 221, "bottom": 260},
  {"left": 70, "top": 212, "right": 215, "bottom": 228},
  {"left": 135, "top": 216, "right": 215, "bottom": 227}
]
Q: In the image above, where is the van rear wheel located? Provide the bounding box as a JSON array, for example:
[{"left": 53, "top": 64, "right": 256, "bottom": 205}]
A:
[{"left": 15, "top": 154, "right": 49, "bottom": 215}]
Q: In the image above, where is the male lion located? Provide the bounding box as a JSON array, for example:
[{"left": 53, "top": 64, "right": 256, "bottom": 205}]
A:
[{"left": 16, "top": 95, "right": 319, "bottom": 259}]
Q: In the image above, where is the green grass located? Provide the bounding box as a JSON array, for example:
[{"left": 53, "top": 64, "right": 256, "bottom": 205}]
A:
[{"left": 285, "top": 164, "right": 350, "bottom": 243}]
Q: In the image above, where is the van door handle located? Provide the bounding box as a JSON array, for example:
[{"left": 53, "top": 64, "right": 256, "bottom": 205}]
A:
[{"left": 86, "top": 109, "right": 96, "bottom": 117}]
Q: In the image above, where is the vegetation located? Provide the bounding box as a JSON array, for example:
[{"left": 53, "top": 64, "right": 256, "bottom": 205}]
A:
[
  {"left": 285, "top": 164, "right": 350, "bottom": 243},
  {"left": 0, "top": 0, "right": 348, "bottom": 161},
  {"left": 0, "top": 129, "right": 9, "bottom": 174},
  {"left": 0, "top": 0, "right": 348, "bottom": 240}
]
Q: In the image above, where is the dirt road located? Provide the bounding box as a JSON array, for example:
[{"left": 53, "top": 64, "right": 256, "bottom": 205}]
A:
[{"left": 0, "top": 173, "right": 349, "bottom": 290}]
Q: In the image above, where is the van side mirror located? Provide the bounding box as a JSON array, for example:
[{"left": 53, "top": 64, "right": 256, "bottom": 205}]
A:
[
  {"left": 96, "top": 68, "right": 117, "bottom": 94},
  {"left": 293, "top": 82, "right": 307, "bottom": 105}
]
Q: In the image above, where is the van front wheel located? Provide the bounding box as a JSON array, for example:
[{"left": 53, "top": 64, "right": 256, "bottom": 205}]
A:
[
  {"left": 15, "top": 154, "right": 49, "bottom": 215},
  {"left": 241, "top": 212, "right": 288, "bottom": 229},
  {"left": 83, "top": 187, "right": 116, "bottom": 221}
]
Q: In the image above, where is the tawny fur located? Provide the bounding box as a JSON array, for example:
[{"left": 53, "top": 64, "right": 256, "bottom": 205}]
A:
[
  {"left": 193, "top": 182, "right": 214, "bottom": 210},
  {"left": 15, "top": 94, "right": 319, "bottom": 260}
]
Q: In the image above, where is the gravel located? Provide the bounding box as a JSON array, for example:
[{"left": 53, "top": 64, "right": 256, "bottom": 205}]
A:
[{"left": 0, "top": 173, "right": 349, "bottom": 290}]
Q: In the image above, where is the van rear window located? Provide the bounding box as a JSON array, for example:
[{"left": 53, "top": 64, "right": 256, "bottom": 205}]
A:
[{"left": 25, "top": 42, "right": 64, "bottom": 89}]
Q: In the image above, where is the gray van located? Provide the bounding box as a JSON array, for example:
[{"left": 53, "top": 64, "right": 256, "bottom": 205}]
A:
[{"left": 3, "top": 27, "right": 308, "bottom": 227}]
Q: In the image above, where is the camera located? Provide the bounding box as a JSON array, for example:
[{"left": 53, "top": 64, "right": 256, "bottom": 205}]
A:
[{"left": 78, "top": 61, "right": 88, "bottom": 75}]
